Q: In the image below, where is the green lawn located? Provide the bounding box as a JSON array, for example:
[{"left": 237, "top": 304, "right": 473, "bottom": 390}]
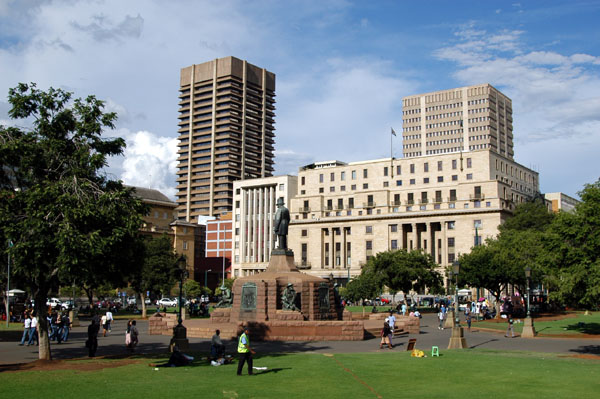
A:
[
  {"left": 474, "top": 312, "right": 600, "bottom": 335},
  {"left": 1, "top": 350, "right": 599, "bottom": 398}
]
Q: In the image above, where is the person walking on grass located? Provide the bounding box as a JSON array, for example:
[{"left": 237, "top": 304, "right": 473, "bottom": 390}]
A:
[{"left": 237, "top": 326, "right": 256, "bottom": 376}]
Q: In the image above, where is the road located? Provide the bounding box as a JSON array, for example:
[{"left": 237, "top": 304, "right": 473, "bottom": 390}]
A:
[{"left": 1, "top": 313, "right": 598, "bottom": 365}]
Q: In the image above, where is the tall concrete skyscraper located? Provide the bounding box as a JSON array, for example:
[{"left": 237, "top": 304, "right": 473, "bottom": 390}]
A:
[
  {"left": 402, "top": 84, "right": 514, "bottom": 160},
  {"left": 176, "top": 57, "right": 276, "bottom": 222}
]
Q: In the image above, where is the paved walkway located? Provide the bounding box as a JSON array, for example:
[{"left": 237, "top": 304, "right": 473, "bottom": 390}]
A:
[{"left": 1, "top": 313, "right": 598, "bottom": 365}]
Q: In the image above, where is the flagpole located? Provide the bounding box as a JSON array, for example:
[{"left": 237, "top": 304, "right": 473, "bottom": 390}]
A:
[{"left": 390, "top": 127, "right": 396, "bottom": 178}]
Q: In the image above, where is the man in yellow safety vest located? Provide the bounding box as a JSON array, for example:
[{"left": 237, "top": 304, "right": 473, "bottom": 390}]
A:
[{"left": 237, "top": 326, "right": 256, "bottom": 375}]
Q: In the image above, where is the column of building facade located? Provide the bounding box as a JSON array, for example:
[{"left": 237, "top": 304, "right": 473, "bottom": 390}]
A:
[
  {"left": 257, "top": 186, "right": 263, "bottom": 263},
  {"left": 265, "top": 186, "right": 274, "bottom": 260},
  {"left": 411, "top": 223, "right": 418, "bottom": 251},
  {"left": 441, "top": 221, "right": 448, "bottom": 268}
]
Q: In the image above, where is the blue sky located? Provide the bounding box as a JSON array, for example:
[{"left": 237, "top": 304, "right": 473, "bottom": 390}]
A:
[{"left": 1, "top": 0, "right": 599, "bottom": 199}]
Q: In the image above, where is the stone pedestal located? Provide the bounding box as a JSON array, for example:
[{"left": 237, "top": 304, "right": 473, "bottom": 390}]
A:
[
  {"left": 169, "top": 323, "right": 189, "bottom": 352},
  {"left": 447, "top": 326, "right": 467, "bottom": 349},
  {"left": 69, "top": 310, "right": 80, "bottom": 327},
  {"left": 444, "top": 311, "right": 455, "bottom": 328},
  {"left": 521, "top": 316, "right": 536, "bottom": 338}
]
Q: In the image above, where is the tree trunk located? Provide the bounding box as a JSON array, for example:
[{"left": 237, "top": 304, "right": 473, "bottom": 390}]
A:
[
  {"left": 140, "top": 292, "right": 147, "bottom": 319},
  {"left": 35, "top": 292, "right": 52, "bottom": 360}
]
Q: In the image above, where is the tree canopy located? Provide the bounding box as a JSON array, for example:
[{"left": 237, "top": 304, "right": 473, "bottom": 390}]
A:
[
  {"left": 0, "top": 83, "right": 147, "bottom": 359},
  {"left": 544, "top": 180, "right": 600, "bottom": 309}
]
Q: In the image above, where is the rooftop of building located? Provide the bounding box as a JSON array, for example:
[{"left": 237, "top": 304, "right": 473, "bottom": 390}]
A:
[{"left": 128, "top": 186, "right": 176, "bottom": 207}]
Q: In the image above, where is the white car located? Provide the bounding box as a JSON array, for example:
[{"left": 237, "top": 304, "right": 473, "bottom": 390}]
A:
[
  {"left": 157, "top": 298, "right": 177, "bottom": 307},
  {"left": 46, "top": 298, "right": 62, "bottom": 308}
]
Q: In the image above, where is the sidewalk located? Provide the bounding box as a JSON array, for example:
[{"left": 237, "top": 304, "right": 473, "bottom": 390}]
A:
[{"left": 1, "top": 313, "right": 598, "bottom": 365}]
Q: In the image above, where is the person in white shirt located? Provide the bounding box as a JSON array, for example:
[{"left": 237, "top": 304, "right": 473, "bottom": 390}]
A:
[
  {"left": 105, "top": 310, "right": 113, "bottom": 332},
  {"left": 19, "top": 314, "right": 32, "bottom": 345},
  {"left": 28, "top": 315, "right": 39, "bottom": 345}
]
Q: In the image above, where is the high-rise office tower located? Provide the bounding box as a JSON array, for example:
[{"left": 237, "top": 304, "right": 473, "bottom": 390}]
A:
[
  {"left": 176, "top": 57, "right": 276, "bottom": 222},
  {"left": 402, "top": 84, "right": 514, "bottom": 160}
]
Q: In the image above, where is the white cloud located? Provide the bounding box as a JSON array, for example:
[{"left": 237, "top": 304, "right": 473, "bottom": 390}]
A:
[
  {"left": 119, "top": 129, "right": 178, "bottom": 199},
  {"left": 434, "top": 26, "right": 600, "bottom": 196}
]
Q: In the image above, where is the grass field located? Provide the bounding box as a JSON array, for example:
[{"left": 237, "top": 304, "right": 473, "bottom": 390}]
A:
[
  {"left": 0, "top": 349, "right": 598, "bottom": 399},
  {"left": 474, "top": 312, "right": 600, "bottom": 335}
]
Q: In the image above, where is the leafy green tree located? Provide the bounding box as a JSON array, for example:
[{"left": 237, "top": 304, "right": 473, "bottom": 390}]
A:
[
  {"left": 130, "top": 234, "right": 178, "bottom": 318},
  {"left": 0, "top": 83, "right": 146, "bottom": 360},
  {"left": 365, "top": 249, "right": 443, "bottom": 303},
  {"left": 499, "top": 198, "right": 555, "bottom": 232},
  {"left": 345, "top": 269, "right": 380, "bottom": 315},
  {"left": 544, "top": 180, "right": 600, "bottom": 309},
  {"left": 183, "top": 279, "right": 203, "bottom": 299}
]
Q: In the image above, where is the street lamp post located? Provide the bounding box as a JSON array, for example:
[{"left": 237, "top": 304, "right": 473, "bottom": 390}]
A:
[
  {"left": 5, "top": 240, "right": 12, "bottom": 328},
  {"left": 205, "top": 269, "right": 211, "bottom": 288},
  {"left": 170, "top": 255, "right": 189, "bottom": 352},
  {"left": 522, "top": 266, "right": 537, "bottom": 338},
  {"left": 448, "top": 260, "right": 467, "bottom": 349}
]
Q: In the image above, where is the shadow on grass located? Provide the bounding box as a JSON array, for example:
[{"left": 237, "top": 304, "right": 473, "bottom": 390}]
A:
[{"left": 565, "top": 322, "right": 600, "bottom": 335}]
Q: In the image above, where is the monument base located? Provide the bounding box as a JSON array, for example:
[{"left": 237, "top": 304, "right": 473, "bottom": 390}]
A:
[
  {"left": 447, "top": 326, "right": 467, "bottom": 349},
  {"left": 169, "top": 323, "right": 189, "bottom": 352},
  {"left": 521, "top": 317, "right": 536, "bottom": 338}
]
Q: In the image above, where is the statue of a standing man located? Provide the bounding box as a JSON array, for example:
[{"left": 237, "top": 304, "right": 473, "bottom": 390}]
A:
[{"left": 273, "top": 197, "right": 290, "bottom": 250}]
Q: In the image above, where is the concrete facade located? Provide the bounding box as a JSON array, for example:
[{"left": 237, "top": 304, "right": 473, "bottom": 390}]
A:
[
  {"left": 544, "top": 192, "right": 579, "bottom": 213},
  {"left": 287, "top": 150, "right": 538, "bottom": 282},
  {"left": 402, "top": 83, "right": 514, "bottom": 160},
  {"left": 231, "top": 175, "right": 298, "bottom": 277},
  {"left": 175, "top": 56, "right": 276, "bottom": 221}
]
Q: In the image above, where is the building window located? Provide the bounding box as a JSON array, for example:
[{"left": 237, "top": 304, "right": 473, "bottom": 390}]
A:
[
  {"left": 437, "top": 176, "right": 443, "bottom": 182},
  {"left": 340, "top": 185, "right": 346, "bottom": 191},
  {"left": 452, "top": 159, "right": 457, "bottom": 170},
  {"left": 352, "top": 170, "right": 356, "bottom": 180},
  {"left": 279, "top": 183, "right": 284, "bottom": 191},
  {"left": 301, "top": 229, "right": 308, "bottom": 237},
  {"left": 301, "top": 190, "right": 306, "bottom": 195},
  {"left": 384, "top": 167, "right": 388, "bottom": 177},
  {"left": 330, "top": 186, "right": 335, "bottom": 192},
  {"left": 390, "top": 224, "right": 398, "bottom": 232},
  {"left": 448, "top": 253, "right": 455, "bottom": 263},
  {"left": 410, "top": 179, "right": 415, "bottom": 185},
  {"left": 391, "top": 240, "right": 398, "bottom": 250},
  {"left": 319, "top": 174, "right": 324, "bottom": 183},
  {"left": 183, "top": 241, "right": 188, "bottom": 250},
  {"left": 474, "top": 201, "right": 481, "bottom": 208},
  {"left": 235, "top": 201, "right": 240, "bottom": 209},
  {"left": 383, "top": 181, "right": 389, "bottom": 187},
  {"left": 410, "top": 164, "right": 415, "bottom": 173},
  {"left": 348, "top": 198, "right": 354, "bottom": 208},
  {"left": 466, "top": 173, "right": 473, "bottom": 180},
  {"left": 341, "top": 171, "right": 345, "bottom": 181},
  {"left": 448, "top": 221, "right": 455, "bottom": 229},
  {"left": 363, "top": 183, "right": 368, "bottom": 189},
  {"left": 319, "top": 187, "right": 324, "bottom": 193},
  {"left": 467, "top": 158, "right": 472, "bottom": 168},
  {"left": 301, "top": 176, "right": 305, "bottom": 185},
  {"left": 448, "top": 237, "right": 455, "bottom": 247},
  {"left": 424, "top": 162, "right": 429, "bottom": 172},
  {"left": 366, "top": 226, "right": 373, "bottom": 234},
  {"left": 396, "top": 180, "right": 402, "bottom": 186},
  {"left": 437, "top": 161, "right": 443, "bottom": 171},
  {"left": 396, "top": 165, "right": 401, "bottom": 175},
  {"left": 351, "top": 184, "right": 356, "bottom": 190},
  {"left": 330, "top": 172, "right": 335, "bottom": 182},
  {"left": 452, "top": 175, "right": 458, "bottom": 181},
  {"left": 366, "top": 240, "right": 372, "bottom": 250},
  {"left": 363, "top": 169, "right": 368, "bottom": 178},
  {"left": 423, "top": 178, "right": 429, "bottom": 184},
  {"left": 486, "top": 201, "right": 491, "bottom": 207}
]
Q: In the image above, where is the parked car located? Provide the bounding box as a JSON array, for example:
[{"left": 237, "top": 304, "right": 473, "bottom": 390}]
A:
[
  {"left": 157, "top": 298, "right": 177, "bottom": 307},
  {"left": 61, "top": 300, "right": 74, "bottom": 310},
  {"left": 46, "top": 298, "right": 62, "bottom": 308}
]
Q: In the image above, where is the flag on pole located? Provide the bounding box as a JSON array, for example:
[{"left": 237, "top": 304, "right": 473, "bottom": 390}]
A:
[{"left": 391, "top": 127, "right": 396, "bottom": 136}]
